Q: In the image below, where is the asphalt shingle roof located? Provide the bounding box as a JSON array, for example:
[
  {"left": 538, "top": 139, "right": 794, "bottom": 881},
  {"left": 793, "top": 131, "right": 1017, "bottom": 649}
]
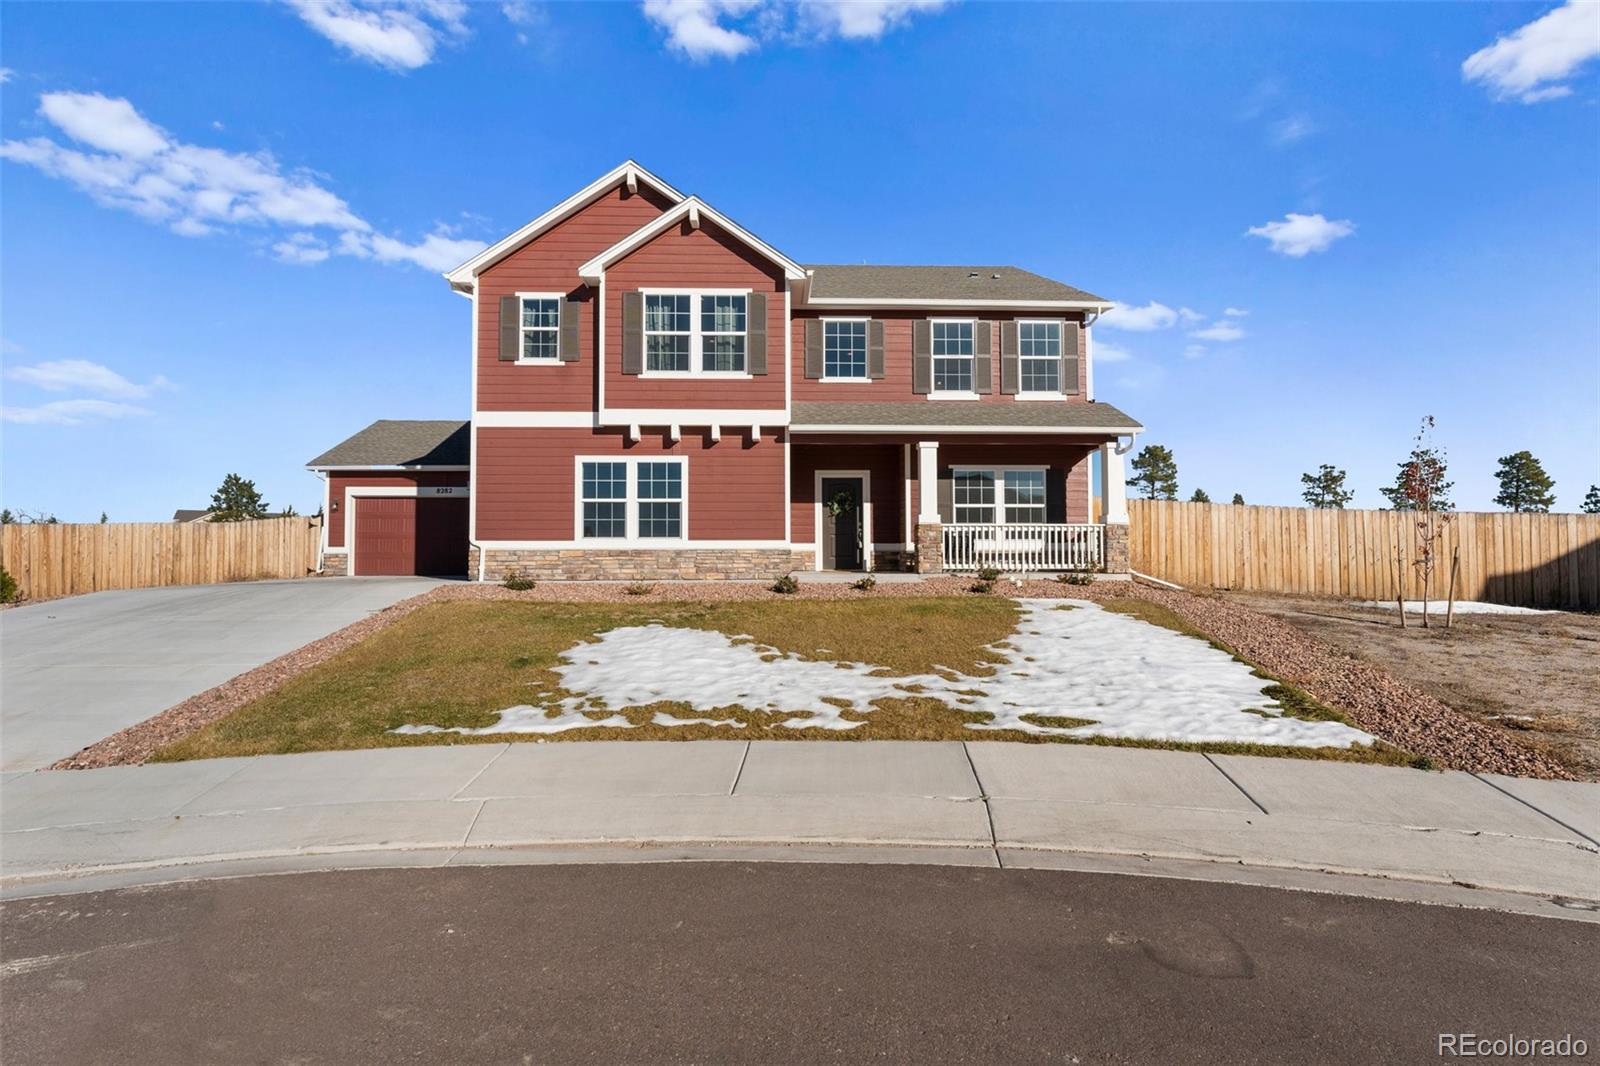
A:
[
  {"left": 804, "top": 265, "right": 1108, "bottom": 304},
  {"left": 307, "top": 420, "right": 470, "bottom": 468},
  {"left": 791, "top": 401, "right": 1142, "bottom": 431}
]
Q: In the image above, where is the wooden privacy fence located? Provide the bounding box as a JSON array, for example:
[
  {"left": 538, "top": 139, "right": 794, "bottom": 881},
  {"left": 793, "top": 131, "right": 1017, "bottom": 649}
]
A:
[
  {"left": 1, "top": 517, "right": 323, "bottom": 601},
  {"left": 1127, "top": 500, "right": 1600, "bottom": 610}
]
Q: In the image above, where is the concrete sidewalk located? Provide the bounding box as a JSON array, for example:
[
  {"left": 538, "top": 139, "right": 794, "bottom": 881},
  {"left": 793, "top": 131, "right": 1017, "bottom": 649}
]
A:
[{"left": 3, "top": 742, "right": 1595, "bottom": 911}]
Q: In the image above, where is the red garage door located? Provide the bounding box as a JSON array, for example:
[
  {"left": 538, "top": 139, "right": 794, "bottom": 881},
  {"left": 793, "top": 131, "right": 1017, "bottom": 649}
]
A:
[{"left": 353, "top": 496, "right": 468, "bottom": 576}]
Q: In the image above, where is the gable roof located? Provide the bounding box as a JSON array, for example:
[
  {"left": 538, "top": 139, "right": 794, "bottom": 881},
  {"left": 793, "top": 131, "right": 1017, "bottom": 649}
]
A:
[
  {"left": 802, "top": 265, "right": 1110, "bottom": 307},
  {"left": 307, "top": 420, "right": 470, "bottom": 469},
  {"left": 577, "top": 196, "right": 808, "bottom": 283},
  {"left": 172, "top": 509, "right": 213, "bottom": 523},
  {"left": 444, "top": 161, "right": 684, "bottom": 291}
]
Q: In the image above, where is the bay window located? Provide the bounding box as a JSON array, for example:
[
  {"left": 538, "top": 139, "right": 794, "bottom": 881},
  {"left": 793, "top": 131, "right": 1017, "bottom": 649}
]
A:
[{"left": 578, "top": 458, "right": 687, "bottom": 541}]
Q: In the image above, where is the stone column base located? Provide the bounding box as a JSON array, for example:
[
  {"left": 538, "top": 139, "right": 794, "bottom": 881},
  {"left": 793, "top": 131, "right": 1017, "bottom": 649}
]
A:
[
  {"left": 321, "top": 552, "right": 348, "bottom": 577},
  {"left": 914, "top": 523, "right": 943, "bottom": 573},
  {"left": 1103, "top": 523, "right": 1129, "bottom": 574}
]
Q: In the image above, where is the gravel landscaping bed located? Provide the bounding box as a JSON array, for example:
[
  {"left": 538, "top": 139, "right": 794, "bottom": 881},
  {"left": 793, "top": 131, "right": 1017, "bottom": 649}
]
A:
[{"left": 52, "top": 577, "right": 1572, "bottom": 778}]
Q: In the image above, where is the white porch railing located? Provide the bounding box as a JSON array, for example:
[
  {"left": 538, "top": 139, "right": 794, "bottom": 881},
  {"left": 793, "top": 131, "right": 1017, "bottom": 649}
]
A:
[{"left": 942, "top": 523, "right": 1103, "bottom": 573}]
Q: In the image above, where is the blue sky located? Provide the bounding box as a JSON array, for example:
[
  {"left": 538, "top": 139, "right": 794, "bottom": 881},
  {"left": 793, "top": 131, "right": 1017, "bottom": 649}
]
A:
[{"left": 3, "top": 0, "right": 1597, "bottom": 521}]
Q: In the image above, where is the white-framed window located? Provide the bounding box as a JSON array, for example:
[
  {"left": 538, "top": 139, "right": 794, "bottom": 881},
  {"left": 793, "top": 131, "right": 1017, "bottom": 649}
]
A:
[
  {"left": 517, "top": 293, "right": 562, "bottom": 363},
  {"left": 577, "top": 457, "right": 687, "bottom": 541},
  {"left": 932, "top": 319, "right": 975, "bottom": 394},
  {"left": 952, "top": 467, "right": 1049, "bottom": 525},
  {"left": 642, "top": 289, "right": 750, "bottom": 376},
  {"left": 1018, "top": 320, "right": 1062, "bottom": 394},
  {"left": 824, "top": 319, "right": 868, "bottom": 379}
]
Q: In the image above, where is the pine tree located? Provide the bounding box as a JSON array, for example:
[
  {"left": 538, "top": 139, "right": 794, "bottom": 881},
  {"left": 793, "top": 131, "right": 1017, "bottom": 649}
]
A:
[
  {"left": 99, "top": 512, "right": 109, "bottom": 524},
  {"left": 1379, "top": 418, "right": 1454, "bottom": 511},
  {"left": 1300, "top": 464, "right": 1354, "bottom": 509},
  {"left": 209, "top": 474, "right": 269, "bottom": 522},
  {"left": 1231, "top": 493, "right": 1245, "bottom": 505},
  {"left": 1126, "top": 445, "right": 1179, "bottom": 500},
  {"left": 1492, "top": 451, "right": 1556, "bottom": 513},
  {"left": 1583, "top": 485, "right": 1600, "bottom": 514},
  {"left": 1190, "top": 488, "right": 1211, "bottom": 503}
]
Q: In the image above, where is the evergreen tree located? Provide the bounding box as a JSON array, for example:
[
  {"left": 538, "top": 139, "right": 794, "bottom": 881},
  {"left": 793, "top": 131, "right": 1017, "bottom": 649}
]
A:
[
  {"left": 1583, "top": 485, "right": 1600, "bottom": 514},
  {"left": 1231, "top": 493, "right": 1245, "bottom": 505},
  {"left": 1189, "top": 488, "right": 1211, "bottom": 503},
  {"left": 1126, "top": 445, "right": 1179, "bottom": 500},
  {"left": 1492, "top": 451, "right": 1556, "bottom": 513},
  {"left": 0, "top": 509, "right": 13, "bottom": 525},
  {"left": 280, "top": 504, "right": 298, "bottom": 518},
  {"left": 1300, "top": 464, "right": 1354, "bottom": 509},
  {"left": 99, "top": 512, "right": 109, "bottom": 524},
  {"left": 1379, "top": 418, "right": 1454, "bottom": 511},
  {"left": 209, "top": 474, "right": 269, "bottom": 521}
]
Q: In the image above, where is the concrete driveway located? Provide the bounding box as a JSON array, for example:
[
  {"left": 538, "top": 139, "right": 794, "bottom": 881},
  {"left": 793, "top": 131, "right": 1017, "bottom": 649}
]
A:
[{"left": 0, "top": 578, "right": 442, "bottom": 772}]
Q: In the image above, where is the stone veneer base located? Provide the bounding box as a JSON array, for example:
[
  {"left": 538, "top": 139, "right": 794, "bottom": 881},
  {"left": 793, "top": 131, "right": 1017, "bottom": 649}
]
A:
[
  {"left": 1103, "top": 523, "right": 1130, "bottom": 574},
  {"left": 320, "top": 552, "right": 348, "bottom": 577},
  {"left": 478, "top": 548, "right": 810, "bottom": 582}
]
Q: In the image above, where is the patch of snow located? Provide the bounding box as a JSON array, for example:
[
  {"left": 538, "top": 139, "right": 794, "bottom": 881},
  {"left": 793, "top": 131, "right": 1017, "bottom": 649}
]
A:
[
  {"left": 1356, "top": 600, "right": 1552, "bottom": 616},
  {"left": 651, "top": 712, "right": 745, "bottom": 729},
  {"left": 393, "top": 600, "right": 1376, "bottom": 749}
]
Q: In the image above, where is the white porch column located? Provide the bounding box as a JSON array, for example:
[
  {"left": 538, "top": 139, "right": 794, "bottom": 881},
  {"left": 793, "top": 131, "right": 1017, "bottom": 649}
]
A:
[
  {"left": 916, "top": 440, "right": 940, "bottom": 522},
  {"left": 1100, "top": 441, "right": 1129, "bottom": 525}
]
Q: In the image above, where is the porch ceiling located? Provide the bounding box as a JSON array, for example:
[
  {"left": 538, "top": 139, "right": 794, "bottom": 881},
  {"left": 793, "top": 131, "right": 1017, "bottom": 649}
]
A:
[{"left": 789, "top": 401, "right": 1142, "bottom": 434}]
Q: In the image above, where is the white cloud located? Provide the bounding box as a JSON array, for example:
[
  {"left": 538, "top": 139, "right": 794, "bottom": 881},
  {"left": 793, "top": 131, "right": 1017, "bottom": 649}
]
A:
[
  {"left": 287, "top": 0, "right": 468, "bottom": 72},
  {"left": 0, "top": 68, "right": 16, "bottom": 84},
  {"left": 642, "top": 0, "right": 947, "bottom": 60},
  {"left": 1271, "top": 113, "right": 1315, "bottom": 145},
  {"left": 1093, "top": 339, "right": 1133, "bottom": 363},
  {"left": 1189, "top": 321, "right": 1245, "bottom": 342},
  {"left": 5, "top": 359, "right": 171, "bottom": 399},
  {"left": 1246, "top": 212, "right": 1354, "bottom": 257},
  {"left": 1, "top": 90, "right": 485, "bottom": 273},
  {"left": 1176, "top": 306, "right": 1203, "bottom": 325},
  {"left": 1100, "top": 300, "right": 1178, "bottom": 332},
  {"left": 1223, "top": 307, "right": 1249, "bottom": 317},
  {"left": 1, "top": 399, "right": 152, "bottom": 426},
  {"left": 1183, "top": 344, "right": 1207, "bottom": 360},
  {"left": 1462, "top": 0, "right": 1600, "bottom": 104}
]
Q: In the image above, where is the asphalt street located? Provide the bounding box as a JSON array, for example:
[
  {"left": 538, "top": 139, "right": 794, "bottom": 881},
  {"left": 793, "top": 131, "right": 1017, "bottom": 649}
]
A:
[{"left": 2, "top": 863, "right": 1595, "bottom": 1064}]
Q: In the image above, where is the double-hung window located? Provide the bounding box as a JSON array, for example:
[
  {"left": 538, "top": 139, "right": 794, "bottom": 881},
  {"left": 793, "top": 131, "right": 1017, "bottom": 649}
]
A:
[
  {"left": 824, "top": 320, "right": 868, "bottom": 379},
  {"left": 519, "top": 295, "right": 561, "bottom": 362},
  {"left": 1018, "top": 321, "right": 1061, "bottom": 394},
  {"left": 1004, "top": 470, "right": 1047, "bottom": 523},
  {"left": 953, "top": 468, "right": 1048, "bottom": 526},
  {"left": 952, "top": 470, "right": 996, "bottom": 524},
  {"left": 578, "top": 458, "right": 687, "bottom": 541},
  {"left": 643, "top": 290, "right": 748, "bottom": 375},
  {"left": 932, "top": 320, "right": 975, "bottom": 393}
]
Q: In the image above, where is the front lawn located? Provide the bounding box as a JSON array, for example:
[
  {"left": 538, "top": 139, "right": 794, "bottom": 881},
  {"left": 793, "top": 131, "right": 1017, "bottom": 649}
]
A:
[{"left": 153, "top": 595, "right": 1418, "bottom": 766}]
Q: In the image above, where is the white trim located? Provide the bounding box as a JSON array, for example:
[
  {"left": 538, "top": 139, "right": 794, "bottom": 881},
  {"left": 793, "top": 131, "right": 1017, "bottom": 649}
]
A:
[
  {"left": 474, "top": 410, "right": 595, "bottom": 428},
  {"left": 902, "top": 443, "right": 913, "bottom": 548},
  {"left": 573, "top": 455, "right": 688, "bottom": 545},
  {"left": 597, "top": 273, "right": 607, "bottom": 418},
  {"left": 813, "top": 469, "right": 874, "bottom": 572},
  {"left": 344, "top": 485, "right": 470, "bottom": 577},
  {"left": 800, "top": 297, "right": 1113, "bottom": 310},
  {"left": 316, "top": 470, "right": 330, "bottom": 571},
  {"left": 511, "top": 291, "right": 565, "bottom": 365},
  {"left": 470, "top": 281, "right": 482, "bottom": 579},
  {"left": 783, "top": 282, "right": 793, "bottom": 544},
  {"left": 306, "top": 464, "right": 471, "bottom": 472},
  {"left": 444, "top": 161, "right": 685, "bottom": 287},
  {"left": 476, "top": 540, "right": 789, "bottom": 550},
  {"left": 792, "top": 424, "right": 1142, "bottom": 435},
  {"left": 578, "top": 196, "right": 808, "bottom": 282},
  {"left": 916, "top": 441, "right": 939, "bottom": 523},
  {"left": 1084, "top": 321, "right": 1095, "bottom": 402},
  {"left": 601, "top": 408, "right": 789, "bottom": 427},
  {"left": 928, "top": 392, "right": 981, "bottom": 401}
]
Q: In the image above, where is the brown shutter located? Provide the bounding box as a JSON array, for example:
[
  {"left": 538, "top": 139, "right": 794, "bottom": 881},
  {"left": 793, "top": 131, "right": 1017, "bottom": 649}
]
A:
[
  {"left": 1062, "top": 320, "right": 1080, "bottom": 393},
  {"left": 804, "top": 319, "right": 823, "bottom": 379},
  {"left": 621, "top": 291, "right": 643, "bottom": 375},
  {"left": 867, "top": 320, "right": 885, "bottom": 379},
  {"left": 498, "top": 295, "right": 519, "bottom": 361},
  {"left": 559, "top": 297, "right": 581, "bottom": 362},
  {"left": 974, "top": 321, "right": 992, "bottom": 394},
  {"left": 747, "top": 291, "right": 768, "bottom": 375},
  {"left": 1000, "top": 321, "right": 1019, "bottom": 395},
  {"left": 912, "top": 319, "right": 932, "bottom": 395},
  {"left": 936, "top": 468, "right": 953, "bottom": 522}
]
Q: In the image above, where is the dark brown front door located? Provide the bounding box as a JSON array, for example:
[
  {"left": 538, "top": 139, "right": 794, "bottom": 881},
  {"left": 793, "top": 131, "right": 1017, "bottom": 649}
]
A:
[{"left": 820, "top": 477, "right": 864, "bottom": 571}]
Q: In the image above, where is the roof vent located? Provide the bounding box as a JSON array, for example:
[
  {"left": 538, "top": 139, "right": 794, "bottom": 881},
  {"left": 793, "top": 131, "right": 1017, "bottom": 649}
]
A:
[
  {"left": 967, "top": 271, "right": 980, "bottom": 278},
  {"left": 991, "top": 273, "right": 1001, "bottom": 280}
]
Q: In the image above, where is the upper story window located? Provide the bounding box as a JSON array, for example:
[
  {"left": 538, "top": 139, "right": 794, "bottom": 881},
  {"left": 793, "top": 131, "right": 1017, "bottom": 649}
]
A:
[
  {"left": 579, "top": 458, "right": 686, "bottom": 541},
  {"left": 932, "top": 320, "right": 975, "bottom": 393},
  {"left": 1018, "top": 321, "right": 1062, "bottom": 394},
  {"left": 519, "top": 295, "right": 561, "bottom": 362},
  {"left": 642, "top": 291, "right": 748, "bottom": 375},
  {"left": 824, "top": 320, "right": 868, "bottom": 379}
]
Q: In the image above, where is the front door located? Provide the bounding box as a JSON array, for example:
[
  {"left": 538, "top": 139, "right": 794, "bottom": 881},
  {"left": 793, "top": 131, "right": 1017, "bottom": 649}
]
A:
[{"left": 820, "top": 477, "right": 865, "bottom": 571}]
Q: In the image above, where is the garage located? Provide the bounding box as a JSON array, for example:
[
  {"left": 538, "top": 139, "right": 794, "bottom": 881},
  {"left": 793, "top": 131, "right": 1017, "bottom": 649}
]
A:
[{"left": 352, "top": 495, "right": 469, "bottom": 576}]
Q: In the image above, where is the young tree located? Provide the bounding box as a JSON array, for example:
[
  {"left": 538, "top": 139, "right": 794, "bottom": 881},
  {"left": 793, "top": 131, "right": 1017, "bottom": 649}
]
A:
[
  {"left": 1231, "top": 493, "right": 1245, "bottom": 505},
  {"left": 209, "top": 474, "right": 269, "bottom": 522},
  {"left": 1126, "top": 445, "right": 1179, "bottom": 500},
  {"left": 0, "top": 509, "right": 13, "bottom": 525},
  {"left": 1492, "top": 451, "right": 1556, "bottom": 513},
  {"left": 280, "top": 504, "right": 299, "bottom": 518},
  {"left": 1300, "top": 464, "right": 1354, "bottom": 509},
  {"left": 1583, "top": 485, "right": 1600, "bottom": 514},
  {"left": 1379, "top": 419, "right": 1454, "bottom": 512},
  {"left": 1189, "top": 488, "right": 1211, "bottom": 503},
  {"left": 99, "top": 512, "right": 109, "bottom": 524}
]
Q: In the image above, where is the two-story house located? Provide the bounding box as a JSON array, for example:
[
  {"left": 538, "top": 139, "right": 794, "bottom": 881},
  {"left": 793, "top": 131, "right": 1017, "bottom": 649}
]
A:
[{"left": 307, "top": 162, "right": 1144, "bottom": 581}]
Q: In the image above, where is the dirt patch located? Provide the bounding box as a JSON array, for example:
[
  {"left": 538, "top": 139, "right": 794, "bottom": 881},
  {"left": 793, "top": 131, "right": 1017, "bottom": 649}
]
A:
[{"left": 1227, "top": 593, "right": 1600, "bottom": 780}]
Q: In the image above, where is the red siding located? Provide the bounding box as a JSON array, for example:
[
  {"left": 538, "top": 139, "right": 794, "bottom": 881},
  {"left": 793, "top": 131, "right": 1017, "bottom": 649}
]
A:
[
  {"left": 605, "top": 218, "right": 787, "bottom": 411},
  {"left": 791, "top": 310, "right": 1091, "bottom": 405},
  {"left": 327, "top": 470, "right": 470, "bottom": 548},
  {"left": 790, "top": 442, "right": 907, "bottom": 546},
  {"left": 476, "top": 184, "right": 676, "bottom": 412},
  {"left": 476, "top": 427, "right": 787, "bottom": 542}
]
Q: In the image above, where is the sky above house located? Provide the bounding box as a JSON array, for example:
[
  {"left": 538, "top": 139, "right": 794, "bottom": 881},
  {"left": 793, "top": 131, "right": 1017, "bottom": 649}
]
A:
[{"left": 2, "top": 1, "right": 1597, "bottom": 521}]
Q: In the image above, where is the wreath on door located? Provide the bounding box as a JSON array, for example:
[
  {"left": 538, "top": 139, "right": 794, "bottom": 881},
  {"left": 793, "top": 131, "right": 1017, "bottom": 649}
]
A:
[{"left": 825, "top": 490, "right": 857, "bottom": 519}]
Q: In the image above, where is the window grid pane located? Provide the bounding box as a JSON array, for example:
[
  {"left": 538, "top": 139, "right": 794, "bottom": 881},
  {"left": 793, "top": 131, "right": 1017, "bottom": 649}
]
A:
[
  {"left": 953, "top": 470, "right": 995, "bottom": 524},
  {"left": 1004, "top": 471, "right": 1047, "bottom": 524},
  {"left": 932, "top": 321, "right": 974, "bottom": 392},
  {"left": 1020, "top": 358, "right": 1059, "bottom": 393},
  {"left": 580, "top": 461, "right": 627, "bottom": 539},
  {"left": 824, "top": 320, "right": 867, "bottom": 378},
  {"left": 520, "top": 298, "right": 560, "bottom": 360},
  {"left": 637, "top": 462, "right": 683, "bottom": 538}
]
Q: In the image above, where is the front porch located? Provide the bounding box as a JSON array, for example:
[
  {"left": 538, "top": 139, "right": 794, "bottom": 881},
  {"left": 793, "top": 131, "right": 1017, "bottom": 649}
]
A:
[{"left": 788, "top": 433, "right": 1133, "bottom": 575}]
